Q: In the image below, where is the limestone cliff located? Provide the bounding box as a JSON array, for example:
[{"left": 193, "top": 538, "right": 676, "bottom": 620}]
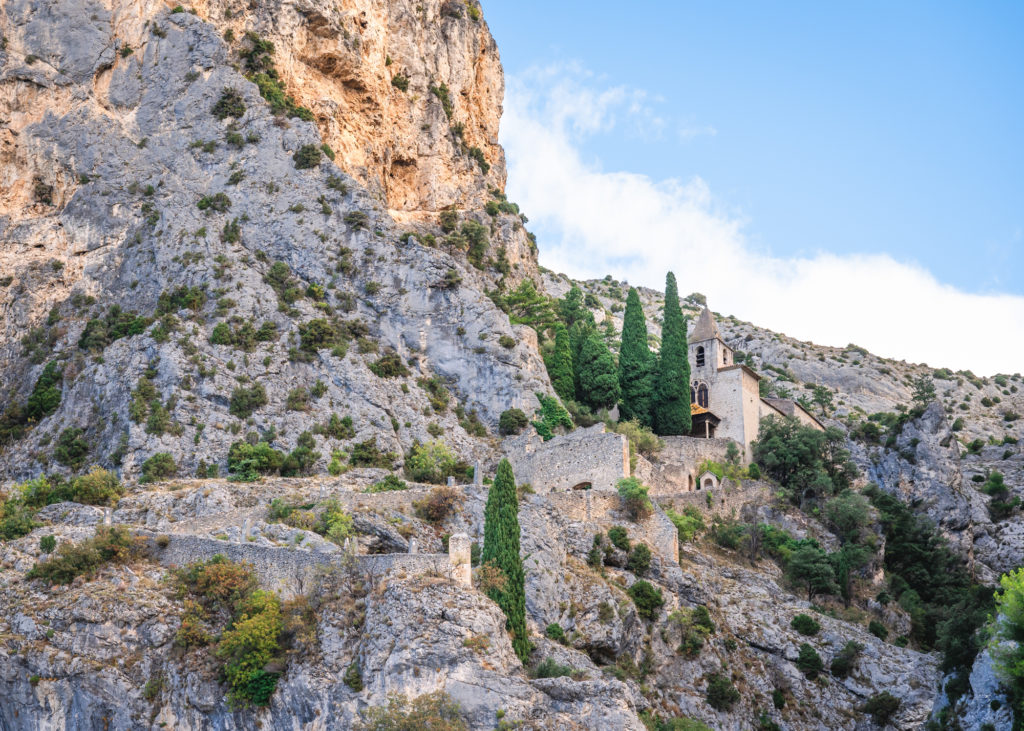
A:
[{"left": 0, "top": 0, "right": 544, "bottom": 483}]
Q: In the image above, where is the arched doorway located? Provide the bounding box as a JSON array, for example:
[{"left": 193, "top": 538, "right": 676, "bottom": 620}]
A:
[{"left": 571, "top": 481, "right": 592, "bottom": 491}]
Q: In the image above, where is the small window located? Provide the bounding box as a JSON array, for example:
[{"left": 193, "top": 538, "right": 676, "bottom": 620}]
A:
[
  {"left": 723, "top": 350, "right": 728, "bottom": 364},
  {"left": 696, "top": 346, "right": 705, "bottom": 367},
  {"left": 704, "top": 478, "right": 714, "bottom": 489},
  {"left": 697, "top": 383, "right": 709, "bottom": 409},
  {"left": 690, "top": 385, "right": 696, "bottom": 404}
]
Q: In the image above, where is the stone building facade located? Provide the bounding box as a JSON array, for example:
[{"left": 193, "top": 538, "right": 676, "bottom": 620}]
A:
[{"left": 688, "top": 307, "right": 823, "bottom": 461}]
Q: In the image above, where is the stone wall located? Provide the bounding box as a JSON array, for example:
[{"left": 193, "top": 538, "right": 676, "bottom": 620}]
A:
[
  {"left": 656, "top": 480, "right": 772, "bottom": 521},
  {"left": 504, "top": 425, "right": 629, "bottom": 494},
  {"left": 635, "top": 436, "right": 735, "bottom": 496},
  {"left": 543, "top": 491, "right": 678, "bottom": 562},
  {"left": 145, "top": 533, "right": 458, "bottom": 597}
]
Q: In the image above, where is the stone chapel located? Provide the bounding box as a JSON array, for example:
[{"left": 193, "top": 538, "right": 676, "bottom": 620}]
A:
[{"left": 687, "top": 307, "right": 824, "bottom": 461}]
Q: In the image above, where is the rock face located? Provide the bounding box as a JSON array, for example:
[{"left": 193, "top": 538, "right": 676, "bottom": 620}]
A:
[
  {"left": 0, "top": 477, "right": 943, "bottom": 730},
  {"left": 0, "top": 0, "right": 546, "bottom": 483},
  {"left": 1, "top": 1, "right": 1020, "bottom": 729}
]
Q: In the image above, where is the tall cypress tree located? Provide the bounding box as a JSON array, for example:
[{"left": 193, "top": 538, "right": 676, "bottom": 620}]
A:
[
  {"left": 576, "top": 331, "right": 620, "bottom": 410},
  {"left": 482, "top": 458, "right": 529, "bottom": 663},
  {"left": 544, "top": 323, "right": 575, "bottom": 404},
  {"left": 652, "top": 272, "right": 692, "bottom": 435},
  {"left": 618, "top": 288, "right": 654, "bottom": 425}
]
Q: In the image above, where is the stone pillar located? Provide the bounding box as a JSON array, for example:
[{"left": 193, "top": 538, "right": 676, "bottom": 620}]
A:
[
  {"left": 473, "top": 461, "right": 483, "bottom": 486},
  {"left": 448, "top": 533, "right": 472, "bottom": 587},
  {"left": 408, "top": 537, "right": 418, "bottom": 554},
  {"left": 103, "top": 508, "right": 112, "bottom": 526},
  {"left": 241, "top": 518, "right": 251, "bottom": 539},
  {"left": 446, "top": 476, "right": 456, "bottom": 487}
]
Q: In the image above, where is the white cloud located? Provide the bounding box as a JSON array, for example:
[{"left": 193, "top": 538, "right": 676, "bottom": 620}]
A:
[{"left": 500, "top": 65, "right": 1024, "bottom": 377}]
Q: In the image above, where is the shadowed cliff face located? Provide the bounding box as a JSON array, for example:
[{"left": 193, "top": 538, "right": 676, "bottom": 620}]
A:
[{"left": 0, "top": 0, "right": 546, "bottom": 483}]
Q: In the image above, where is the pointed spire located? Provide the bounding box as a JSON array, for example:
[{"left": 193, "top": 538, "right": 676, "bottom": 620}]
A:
[{"left": 690, "top": 307, "right": 720, "bottom": 343}]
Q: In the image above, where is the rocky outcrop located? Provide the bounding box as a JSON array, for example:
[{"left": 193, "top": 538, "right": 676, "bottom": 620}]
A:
[{"left": 0, "top": 0, "right": 547, "bottom": 483}]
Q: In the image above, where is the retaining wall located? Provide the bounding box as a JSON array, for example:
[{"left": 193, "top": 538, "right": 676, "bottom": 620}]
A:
[
  {"left": 657, "top": 480, "right": 772, "bottom": 520},
  {"left": 505, "top": 425, "right": 629, "bottom": 494},
  {"left": 146, "top": 533, "right": 457, "bottom": 597},
  {"left": 636, "top": 436, "right": 736, "bottom": 496},
  {"left": 543, "top": 491, "right": 678, "bottom": 561}
]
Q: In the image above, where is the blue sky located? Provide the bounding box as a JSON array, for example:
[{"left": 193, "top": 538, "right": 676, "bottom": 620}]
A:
[{"left": 485, "top": 1, "right": 1024, "bottom": 374}]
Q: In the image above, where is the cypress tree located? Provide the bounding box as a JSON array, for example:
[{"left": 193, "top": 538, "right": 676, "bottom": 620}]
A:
[
  {"left": 558, "top": 285, "right": 593, "bottom": 329},
  {"left": 652, "top": 272, "right": 692, "bottom": 435},
  {"left": 576, "top": 331, "right": 620, "bottom": 410},
  {"left": 618, "top": 288, "right": 654, "bottom": 425},
  {"left": 482, "top": 458, "right": 529, "bottom": 662},
  {"left": 544, "top": 324, "right": 575, "bottom": 404}
]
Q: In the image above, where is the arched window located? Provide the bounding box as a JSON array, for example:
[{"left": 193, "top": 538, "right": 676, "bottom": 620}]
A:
[
  {"left": 723, "top": 349, "right": 728, "bottom": 364},
  {"left": 690, "top": 385, "right": 697, "bottom": 404},
  {"left": 697, "top": 383, "right": 709, "bottom": 409},
  {"left": 704, "top": 477, "right": 714, "bottom": 490},
  {"left": 696, "top": 346, "right": 705, "bottom": 367}
]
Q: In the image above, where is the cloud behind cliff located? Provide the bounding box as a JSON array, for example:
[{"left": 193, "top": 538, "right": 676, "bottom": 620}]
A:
[{"left": 500, "top": 65, "right": 1024, "bottom": 376}]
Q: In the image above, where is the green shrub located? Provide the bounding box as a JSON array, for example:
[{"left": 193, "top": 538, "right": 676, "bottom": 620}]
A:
[
  {"left": 212, "top": 87, "right": 246, "bottom": 119},
  {"left": 39, "top": 534, "right": 56, "bottom": 553},
  {"left": 405, "top": 440, "right": 460, "bottom": 484},
  {"left": 830, "top": 640, "right": 863, "bottom": 678},
  {"left": 349, "top": 439, "right": 395, "bottom": 468},
  {"left": 53, "top": 427, "right": 90, "bottom": 469},
  {"left": 140, "top": 453, "right": 177, "bottom": 483},
  {"left": 862, "top": 692, "right": 900, "bottom": 725},
  {"left": 368, "top": 474, "right": 408, "bottom": 492},
  {"left": 531, "top": 393, "right": 573, "bottom": 441},
  {"left": 790, "top": 613, "right": 821, "bottom": 636},
  {"left": 293, "top": 144, "right": 322, "bottom": 169},
  {"left": 77, "top": 306, "right": 151, "bottom": 351},
  {"left": 390, "top": 73, "right": 409, "bottom": 91},
  {"left": 531, "top": 657, "right": 572, "bottom": 679},
  {"left": 545, "top": 622, "right": 567, "bottom": 644},
  {"left": 70, "top": 467, "right": 123, "bottom": 505},
  {"left": 705, "top": 673, "right": 740, "bottom": 711},
  {"left": 628, "top": 543, "right": 652, "bottom": 575},
  {"left": 617, "top": 477, "right": 652, "bottom": 520},
  {"left": 25, "top": 361, "right": 62, "bottom": 421},
  {"left": 344, "top": 660, "right": 363, "bottom": 691},
  {"left": 197, "top": 192, "right": 231, "bottom": 213},
  {"left": 227, "top": 441, "right": 283, "bottom": 481},
  {"left": 368, "top": 353, "right": 409, "bottom": 378},
  {"left": 796, "top": 642, "right": 823, "bottom": 679},
  {"left": 628, "top": 580, "right": 664, "bottom": 621},
  {"left": 666, "top": 506, "right": 705, "bottom": 542},
  {"left": 498, "top": 408, "right": 529, "bottom": 435},
  {"left": 607, "top": 525, "right": 630, "bottom": 551},
  {"left": 229, "top": 383, "right": 267, "bottom": 418},
  {"left": 353, "top": 692, "right": 467, "bottom": 731},
  {"left": 0, "top": 496, "right": 37, "bottom": 540},
  {"left": 868, "top": 619, "right": 888, "bottom": 640},
  {"left": 672, "top": 606, "right": 715, "bottom": 657},
  {"left": 26, "top": 525, "right": 138, "bottom": 584}
]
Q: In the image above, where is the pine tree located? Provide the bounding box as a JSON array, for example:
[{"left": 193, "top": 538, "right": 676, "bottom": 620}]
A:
[
  {"left": 576, "top": 331, "right": 620, "bottom": 410},
  {"left": 482, "top": 459, "right": 529, "bottom": 662},
  {"left": 652, "top": 272, "right": 692, "bottom": 435},
  {"left": 618, "top": 288, "right": 654, "bottom": 424},
  {"left": 544, "top": 324, "right": 575, "bottom": 404}
]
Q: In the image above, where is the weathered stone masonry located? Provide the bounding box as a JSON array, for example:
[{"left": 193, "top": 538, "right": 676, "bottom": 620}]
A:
[{"left": 504, "top": 424, "right": 629, "bottom": 494}]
